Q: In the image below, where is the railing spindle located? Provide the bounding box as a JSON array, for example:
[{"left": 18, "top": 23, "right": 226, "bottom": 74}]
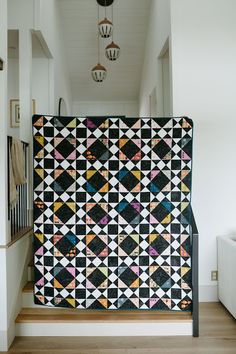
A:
[{"left": 7, "top": 136, "right": 30, "bottom": 240}]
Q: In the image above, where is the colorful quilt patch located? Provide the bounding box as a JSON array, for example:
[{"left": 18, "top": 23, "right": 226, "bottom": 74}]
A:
[{"left": 33, "top": 116, "right": 193, "bottom": 311}]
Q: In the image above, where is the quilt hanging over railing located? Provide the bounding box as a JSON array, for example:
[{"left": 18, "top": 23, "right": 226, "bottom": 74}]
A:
[{"left": 33, "top": 115, "right": 193, "bottom": 311}]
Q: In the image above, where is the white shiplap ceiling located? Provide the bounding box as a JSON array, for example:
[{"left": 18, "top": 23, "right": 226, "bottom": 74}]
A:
[{"left": 58, "top": 0, "right": 151, "bottom": 101}]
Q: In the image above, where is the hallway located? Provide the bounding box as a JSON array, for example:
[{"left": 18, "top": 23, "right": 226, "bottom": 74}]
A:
[{"left": 7, "top": 303, "right": 236, "bottom": 354}]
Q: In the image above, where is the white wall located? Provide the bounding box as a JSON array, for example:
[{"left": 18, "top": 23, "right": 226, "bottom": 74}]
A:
[
  {"left": 0, "top": 249, "right": 7, "bottom": 351},
  {"left": 0, "top": 235, "right": 31, "bottom": 352},
  {"left": 6, "top": 58, "right": 48, "bottom": 137},
  {"left": 8, "top": 0, "right": 72, "bottom": 119},
  {"left": 38, "top": 0, "right": 72, "bottom": 114},
  {"left": 0, "top": 0, "right": 9, "bottom": 349},
  {"left": 7, "top": 59, "right": 20, "bottom": 138},
  {"left": 0, "top": 0, "right": 8, "bottom": 246},
  {"left": 139, "top": 0, "right": 171, "bottom": 116},
  {"left": 139, "top": 0, "right": 236, "bottom": 301},
  {"left": 170, "top": 0, "right": 236, "bottom": 300},
  {"left": 8, "top": 0, "right": 34, "bottom": 29},
  {"left": 73, "top": 101, "right": 139, "bottom": 117},
  {"left": 6, "top": 235, "right": 32, "bottom": 349},
  {"left": 0, "top": 1, "right": 73, "bottom": 350},
  {"left": 162, "top": 49, "right": 171, "bottom": 116},
  {"left": 32, "top": 58, "right": 50, "bottom": 115}
]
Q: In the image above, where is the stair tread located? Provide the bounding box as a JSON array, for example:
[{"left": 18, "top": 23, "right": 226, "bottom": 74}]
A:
[
  {"left": 22, "top": 283, "right": 192, "bottom": 322},
  {"left": 23, "top": 281, "right": 34, "bottom": 292},
  {"left": 16, "top": 308, "right": 192, "bottom": 323}
]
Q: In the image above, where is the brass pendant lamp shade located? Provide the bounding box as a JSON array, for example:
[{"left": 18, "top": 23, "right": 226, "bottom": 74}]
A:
[
  {"left": 105, "top": 3, "right": 120, "bottom": 61},
  {"left": 105, "top": 41, "right": 120, "bottom": 61},
  {"left": 91, "top": 63, "right": 107, "bottom": 82},
  {"left": 97, "top": 0, "right": 114, "bottom": 6},
  {"left": 99, "top": 18, "right": 113, "bottom": 38}
]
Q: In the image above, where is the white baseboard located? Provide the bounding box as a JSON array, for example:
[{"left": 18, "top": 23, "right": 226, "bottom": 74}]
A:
[
  {"left": 199, "top": 284, "right": 218, "bottom": 302},
  {"left": 16, "top": 322, "right": 192, "bottom": 337}
]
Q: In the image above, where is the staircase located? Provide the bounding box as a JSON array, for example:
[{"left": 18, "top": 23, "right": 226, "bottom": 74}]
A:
[{"left": 15, "top": 261, "right": 193, "bottom": 337}]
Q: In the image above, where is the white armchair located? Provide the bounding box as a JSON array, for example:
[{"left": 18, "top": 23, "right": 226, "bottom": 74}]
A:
[{"left": 217, "top": 235, "right": 236, "bottom": 319}]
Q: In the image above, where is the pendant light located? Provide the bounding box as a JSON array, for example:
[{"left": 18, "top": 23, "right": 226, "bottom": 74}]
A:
[
  {"left": 105, "top": 41, "right": 120, "bottom": 61},
  {"left": 98, "top": 0, "right": 113, "bottom": 38},
  {"left": 91, "top": 5, "right": 107, "bottom": 82},
  {"left": 91, "top": 63, "right": 107, "bottom": 82},
  {"left": 105, "top": 3, "right": 120, "bottom": 61}
]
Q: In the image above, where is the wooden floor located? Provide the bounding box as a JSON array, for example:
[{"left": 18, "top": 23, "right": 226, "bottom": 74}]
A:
[{"left": 6, "top": 303, "right": 236, "bottom": 354}]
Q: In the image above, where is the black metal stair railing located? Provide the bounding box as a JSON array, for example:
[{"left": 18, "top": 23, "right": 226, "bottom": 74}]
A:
[
  {"left": 7, "top": 136, "right": 30, "bottom": 240},
  {"left": 189, "top": 205, "right": 199, "bottom": 337}
]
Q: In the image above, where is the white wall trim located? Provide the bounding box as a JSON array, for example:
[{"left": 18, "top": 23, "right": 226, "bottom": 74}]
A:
[{"left": 33, "top": 30, "right": 53, "bottom": 59}]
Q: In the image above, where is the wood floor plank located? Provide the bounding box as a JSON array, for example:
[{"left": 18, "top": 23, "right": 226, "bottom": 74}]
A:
[{"left": 8, "top": 303, "right": 236, "bottom": 354}]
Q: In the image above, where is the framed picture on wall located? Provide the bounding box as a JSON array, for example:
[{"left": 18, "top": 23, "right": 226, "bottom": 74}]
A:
[{"left": 10, "top": 99, "right": 36, "bottom": 128}]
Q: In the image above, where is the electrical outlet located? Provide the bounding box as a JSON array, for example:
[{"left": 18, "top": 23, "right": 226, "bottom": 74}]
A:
[{"left": 211, "top": 270, "right": 218, "bottom": 281}]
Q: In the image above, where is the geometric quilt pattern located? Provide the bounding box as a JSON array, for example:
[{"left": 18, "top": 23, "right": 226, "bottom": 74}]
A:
[{"left": 33, "top": 115, "right": 193, "bottom": 311}]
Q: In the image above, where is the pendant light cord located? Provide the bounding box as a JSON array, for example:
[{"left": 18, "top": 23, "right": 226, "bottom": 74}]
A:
[
  {"left": 105, "top": 0, "right": 107, "bottom": 18},
  {"left": 112, "top": 2, "right": 114, "bottom": 41},
  {"left": 98, "top": 3, "right": 100, "bottom": 63}
]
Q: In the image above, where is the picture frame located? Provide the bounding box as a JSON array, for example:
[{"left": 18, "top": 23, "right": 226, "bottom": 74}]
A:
[{"left": 10, "top": 99, "right": 36, "bottom": 128}]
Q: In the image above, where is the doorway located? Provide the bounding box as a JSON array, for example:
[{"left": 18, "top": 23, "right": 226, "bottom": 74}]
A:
[{"left": 158, "top": 42, "right": 171, "bottom": 117}]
